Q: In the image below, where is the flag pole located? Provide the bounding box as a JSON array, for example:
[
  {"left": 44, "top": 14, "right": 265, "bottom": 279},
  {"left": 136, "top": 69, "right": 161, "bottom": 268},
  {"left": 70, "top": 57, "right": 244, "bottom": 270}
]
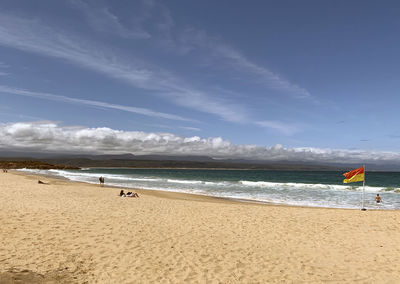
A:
[{"left": 361, "top": 165, "right": 366, "bottom": 211}]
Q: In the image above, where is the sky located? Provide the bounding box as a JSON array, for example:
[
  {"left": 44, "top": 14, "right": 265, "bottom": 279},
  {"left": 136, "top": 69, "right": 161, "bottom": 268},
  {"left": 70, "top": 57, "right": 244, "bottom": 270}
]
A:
[{"left": 1, "top": 0, "right": 400, "bottom": 164}]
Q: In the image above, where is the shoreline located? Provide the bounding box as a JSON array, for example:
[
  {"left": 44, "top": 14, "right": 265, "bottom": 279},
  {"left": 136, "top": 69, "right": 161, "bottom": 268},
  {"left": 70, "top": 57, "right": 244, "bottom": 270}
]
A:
[
  {"left": 1, "top": 171, "right": 400, "bottom": 282},
  {"left": 12, "top": 170, "right": 288, "bottom": 208},
  {"left": 14, "top": 169, "right": 363, "bottom": 211},
  {"left": 16, "top": 169, "right": 393, "bottom": 211}
]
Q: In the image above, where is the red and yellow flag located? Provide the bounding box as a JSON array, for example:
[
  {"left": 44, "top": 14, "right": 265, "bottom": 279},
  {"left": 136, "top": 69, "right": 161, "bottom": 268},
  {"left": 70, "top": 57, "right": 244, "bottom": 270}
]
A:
[{"left": 343, "top": 166, "right": 364, "bottom": 183}]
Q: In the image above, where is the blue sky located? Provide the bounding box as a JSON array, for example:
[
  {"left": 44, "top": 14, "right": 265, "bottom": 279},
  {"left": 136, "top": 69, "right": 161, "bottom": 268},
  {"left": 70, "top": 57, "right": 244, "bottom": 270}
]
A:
[{"left": 1, "top": 0, "right": 400, "bottom": 163}]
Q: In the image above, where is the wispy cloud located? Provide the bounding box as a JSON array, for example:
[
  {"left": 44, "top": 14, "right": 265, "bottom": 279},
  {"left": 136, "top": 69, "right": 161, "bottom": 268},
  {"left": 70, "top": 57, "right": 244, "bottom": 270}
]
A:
[
  {"left": 0, "top": 112, "right": 45, "bottom": 121},
  {"left": 0, "top": 62, "right": 9, "bottom": 67},
  {"left": 0, "top": 85, "right": 193, "bottom": 122},
  {"left": 74, "top": 0, "right": 311, "bottom": 100},
  {"left": 0, "top": 5, "right": 309, "bottom": 130},
  {"left": 0, "top": 61, "right": 10, "bottom": 76},
  {"left": 388, "top": 134, "right": 400, "bottom": 139},
  {"left": 69, "top": 0, "right": 151, "bottom": 39},
  {"left": 177, "top": 29, "right": 311, "bottom": 99},
  {"left": 141, "top": 123, "right": 201, "bottom": 132},
  {"left": 150, "top": 12, "right": 311, "bottom": 100},
  {"left": 1, "top": 121, "right": 399, "bottom": 164},
  {"left": 255, "top": 120, "right": 301, "bottom": 136},
  {"left": 0, "top": 14, "right": 158, "bottom": 89},
  {"left": 179, "top": 126, "right": 201, "bottom": 132},
  {"left": 0, "top": 13, "right": 249, "bottom": 123}
]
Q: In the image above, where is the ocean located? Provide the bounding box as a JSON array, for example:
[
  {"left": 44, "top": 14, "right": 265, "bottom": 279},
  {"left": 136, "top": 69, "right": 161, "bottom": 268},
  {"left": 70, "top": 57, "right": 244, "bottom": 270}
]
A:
[{"left": 19, "top": 168, "right": 400, "bottom": 210}]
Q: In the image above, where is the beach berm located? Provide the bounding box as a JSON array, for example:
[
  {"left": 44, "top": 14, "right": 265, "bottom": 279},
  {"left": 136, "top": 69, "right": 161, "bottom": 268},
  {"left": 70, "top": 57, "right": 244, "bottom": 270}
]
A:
[{"left": 1, "top": 171, "right": 400, "bottom": 283}]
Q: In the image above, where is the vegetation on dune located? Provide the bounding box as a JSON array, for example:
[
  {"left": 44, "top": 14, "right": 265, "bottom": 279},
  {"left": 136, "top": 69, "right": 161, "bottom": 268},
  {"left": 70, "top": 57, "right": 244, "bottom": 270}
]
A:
[{"left": 0, "top": 160, "right": 80, "bottom": 170}]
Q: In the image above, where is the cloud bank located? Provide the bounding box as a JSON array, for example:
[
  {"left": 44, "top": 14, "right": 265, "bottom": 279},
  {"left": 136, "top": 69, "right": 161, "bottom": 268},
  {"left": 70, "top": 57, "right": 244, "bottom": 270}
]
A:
[{"left": 1, "top": 121, "right": 399, "bottom": 165}]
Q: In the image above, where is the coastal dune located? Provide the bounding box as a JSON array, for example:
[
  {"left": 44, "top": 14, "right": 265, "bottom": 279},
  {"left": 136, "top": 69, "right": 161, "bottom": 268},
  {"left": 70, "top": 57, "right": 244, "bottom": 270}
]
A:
[{"left": 1, "top": 172, "right": 400, "bottom": 283}]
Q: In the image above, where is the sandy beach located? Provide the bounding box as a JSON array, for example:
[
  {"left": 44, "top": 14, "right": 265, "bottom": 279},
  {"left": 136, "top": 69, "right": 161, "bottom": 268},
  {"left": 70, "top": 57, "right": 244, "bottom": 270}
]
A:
[{"left": 1, "top": 171, "right": 400, "bottom": 283}]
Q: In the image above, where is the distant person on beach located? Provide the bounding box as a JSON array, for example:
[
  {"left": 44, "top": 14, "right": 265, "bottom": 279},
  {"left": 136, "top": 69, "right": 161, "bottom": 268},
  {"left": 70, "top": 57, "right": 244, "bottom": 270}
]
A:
[
  {"left": 126, "top": 191, "right": 139, "bottom": 198},
  {"left": 119, "top": 190, "right": 138, "bottom": 198},
  {"left": 375, "top": 194, "right": 382, "bottom": 203},
  {"left": 99, "top": 176, "right": 105, "bottom": 186}
]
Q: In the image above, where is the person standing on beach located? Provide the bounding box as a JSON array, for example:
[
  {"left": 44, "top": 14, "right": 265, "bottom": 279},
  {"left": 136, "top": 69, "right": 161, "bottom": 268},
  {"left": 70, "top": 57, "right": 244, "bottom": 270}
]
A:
[{"left": 99, "top": 176, "right": 105, "bottom": 186}]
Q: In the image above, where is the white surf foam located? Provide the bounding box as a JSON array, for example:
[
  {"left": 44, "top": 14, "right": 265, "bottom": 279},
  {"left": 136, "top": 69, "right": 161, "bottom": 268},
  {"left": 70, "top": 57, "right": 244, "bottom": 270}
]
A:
[
  {"left": 238, "top": 180, "right": 383, "bottom": 193},
  {"left": 167, "top": 179, "right": 203, "bottom": 184}
]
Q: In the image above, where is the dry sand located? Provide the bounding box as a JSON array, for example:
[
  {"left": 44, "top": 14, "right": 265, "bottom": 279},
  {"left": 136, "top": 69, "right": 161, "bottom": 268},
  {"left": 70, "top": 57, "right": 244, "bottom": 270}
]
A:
[{"left": 1, "top": 171, "right": 400, "bottom": 283}]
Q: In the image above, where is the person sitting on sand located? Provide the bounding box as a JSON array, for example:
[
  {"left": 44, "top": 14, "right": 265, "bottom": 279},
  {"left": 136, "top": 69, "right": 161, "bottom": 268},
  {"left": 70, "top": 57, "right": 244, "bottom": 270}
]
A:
[
  {"left": 375, "top": 194, "right": 382, "bottom": 203},
  {"left": 119, "top": 190, "right": 139, "bottom": 198},
  {"left": 126, "top": 191, "right": 139, "bottom": 198}
]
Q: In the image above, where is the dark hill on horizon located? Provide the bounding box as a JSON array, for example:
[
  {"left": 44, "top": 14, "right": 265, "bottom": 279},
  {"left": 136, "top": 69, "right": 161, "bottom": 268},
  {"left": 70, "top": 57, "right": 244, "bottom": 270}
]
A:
[
  {"left": 0, "top": 151, "right": 334, "bottom": 170},
  {"left": 1, "top": 151, "right": 400, "bottom": 171},
  {"left": 41, "top": 158, "right": 337, "bottom": 171}
]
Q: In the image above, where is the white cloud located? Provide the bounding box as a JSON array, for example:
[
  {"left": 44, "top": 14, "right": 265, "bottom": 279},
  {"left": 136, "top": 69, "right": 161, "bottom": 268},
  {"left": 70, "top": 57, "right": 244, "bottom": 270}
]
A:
[
  {"left": 1, "top": 121, "right": 399, "bottom": 164},
  {"left": 0, "top": 85, "right": 193, "bottom": 122},
  {"left": 0, "top": 13, "right": 249, "bottom": 123}
]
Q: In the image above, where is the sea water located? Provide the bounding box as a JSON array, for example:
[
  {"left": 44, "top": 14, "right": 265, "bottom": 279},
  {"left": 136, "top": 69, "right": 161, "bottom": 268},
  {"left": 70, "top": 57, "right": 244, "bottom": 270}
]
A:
[{"left": 19, "top": 168, "right": 400, "bottom": 210}]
